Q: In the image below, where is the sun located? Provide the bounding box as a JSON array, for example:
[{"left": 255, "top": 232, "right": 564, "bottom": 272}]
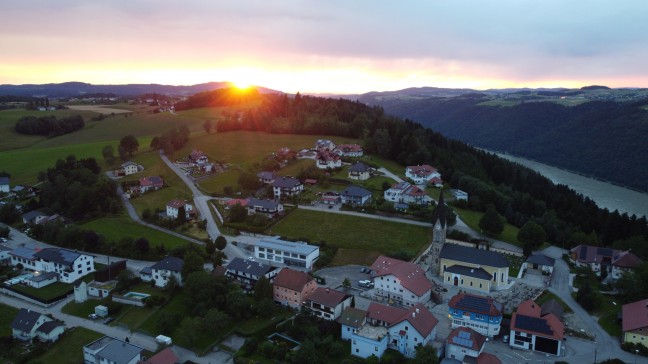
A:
[{"left": 232, "top": 81, "right": 251, "bottom": 90}]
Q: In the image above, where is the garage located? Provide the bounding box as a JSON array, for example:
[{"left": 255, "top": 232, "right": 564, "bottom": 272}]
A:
[{"left": 534, "top": 335, "right": 559, "bottom": 355}]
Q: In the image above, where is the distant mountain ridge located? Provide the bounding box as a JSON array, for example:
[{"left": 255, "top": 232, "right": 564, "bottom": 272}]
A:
[{"left": 0, "top": 81, "right": 280, "bottom": 98}]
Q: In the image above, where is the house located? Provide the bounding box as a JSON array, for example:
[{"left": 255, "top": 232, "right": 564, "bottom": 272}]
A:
[
  {"left": 315, "top": 139, "right": 336, "bottom": 151},
  {"left": 33, "top": 247, "right": 95, "bottom": 283},
  {"left": 305, "top": 287, "right": 353, "bottom": 320},
  {"left": 140, "top": 266, "right": 152, "bottom": 282},
  {"left": 316, "top": 151, "right": 342, "bottom": 169},
  {"left": 339, "top": 307, "right": 368, "bottom": 341},
  {"left": 28, "top": 271, "right": 58, "bottom": 288},
  {"left": 257, "top": 171, "right": 277, "bottom": 184},
  {"left": 346, "top": 302, "right": 438, "bottom": 359},
  {"left": 339, "top": 185, "right": 372, "bottom": 206},
  {"left": 87, "top": 280, "right": 117, "bottom": 298},
  {"left": 121, "top": 161, "right": 140, "bottom": 176},
  {"left": 189, "top": 149, "right": 208, "bottom": 164},
  {"left": 450, "top": 189, "right": 469, "bottom": 201},
  {"left": 429, "top": 177, "right": 443, "bottom": 188},
  {"left": 9, "top": 246, "right": 40, "bottom": 270},
  {"left": 570, "top": 245, "right": 643, "bottom": 279},
  {"left": 383, "top": 181, "right": 431, "bottom": 206},
  {"left": 509, "top": 299, "right": 564, "bottom": 356},
  {"left": 348, "top": 161, "right": 372, "bottom": 181},
  {"left": 320, "top": 191, "right": 340, "bottom": 205},
  {"left": 0, "top": 244, "right": 12, "bottom": 265},
  {"left": 445, "top": 327, "right": 487, "bottom": 362},
  {"left": 273, "top": 267, "right": 317, "bottom": 309},
  {"left": 11, "top": 308, "right": 65, "bottom": 343},
  {"left": 448, "top": 292, "right": 503, "bottom": 337},
  {"left": 166, "top": 199, "right": 194, "bottom": 220},
  {"left": 526, "top": 254, "right": 555, "bottom": 274},
  {"left": 150, "top": 256, "right": 184, "bottom": 288},
  {"left": 247, "top": 198, "right": 284, "bottom": 217},
  {"left": 21, "top": 210, "right": 49, "bottom": 225},
  {"left": 225, "top": 257, "right": 279, "bottom": 291},
  {"left": 336, "top": 143, "right": 364, "bottom": 157},
  {"left": 272, "top": 177, "right": 303, "bottom": 200},
  {"left": 83, "top": 336, "right": 144, "bottom": 364},
  {"left": 139, "top": 176, "right": 164, "bottom": 193},
  {"left": 253, "top": 236, "right": 320, "bottom": 270},
  {"left": 622, "top": 298, "right": 648, "bottom": 348},
  {"left": 142, "top": 347, "right": 179, "bottom": 364},
  {"left": 439, "top": 243, "right": 510, "bottom": 293},
  {"left": 0, "top": 176, "right": 9, "bottom": 193},
  {"left": 225, "top": 198, "right": 249, "bottom": 208},
  {"left": 405, "top": 165, "right": 440, "bottom": 185},
  {"left": 370, "top": 255, "right": 433, "bottom": 307}
]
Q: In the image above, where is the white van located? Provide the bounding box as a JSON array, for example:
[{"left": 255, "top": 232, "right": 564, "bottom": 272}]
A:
[{"left": 358, "top": 280, "right": 374, "bottom": 288}]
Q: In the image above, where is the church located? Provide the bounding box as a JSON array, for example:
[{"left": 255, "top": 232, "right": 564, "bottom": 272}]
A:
[{"left": 428, "top": 192, "right": 510, "bottom": 294}]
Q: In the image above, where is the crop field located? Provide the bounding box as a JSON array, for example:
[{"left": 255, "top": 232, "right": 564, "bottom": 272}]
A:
[
  {"left": 80, "top": 214, "right": 188, "bottom": 249},
  {"left": 66, "top": 105, "right": 131, "bottom": 114}
]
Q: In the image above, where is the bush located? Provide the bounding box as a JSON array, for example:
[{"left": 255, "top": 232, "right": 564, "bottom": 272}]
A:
[{"left": 144, "top": 294, "right": 166, "bottom": 308}]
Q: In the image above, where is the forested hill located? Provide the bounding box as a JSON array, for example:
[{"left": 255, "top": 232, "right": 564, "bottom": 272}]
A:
[{"left": 373, "top": 96, "right": 648, "bottom": 192}]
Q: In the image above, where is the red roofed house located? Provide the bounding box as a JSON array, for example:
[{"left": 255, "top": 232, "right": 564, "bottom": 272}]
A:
[
  {"left": 139, "top": 176, "right": 164, "bottom": 193},
  {"left": 445, "top": 327, "right": 494, "bottom": 363},
  {"left": 336, "top": 144, "right": 364, "bottom": 157},
  {"left": 166, "top": 199, "right": 194, "bottom": 220},
  {"left": 622, "top": 298, "right": 648, "bottom": 348},
  {"left": 189, "top": 149, "right": 208, "bottom": 165},
  {"left": 142, "top": 347, "right": 179, "bottom": 364},
  {"left": 273, "top": 267, "right": 317, "bottom": 310},
  {"left": 405, "top": 165, "right": 440, "bottom": 185},
  {"left": 383, "top": 181, "right": 432, "bottom": 206},
  {"left": 510, "top": 299, "right": 564, "bottom": 356},
  {"left": 347, "top": 302, "right": 438, "bottom": 359},
  {"left": 316, "top": 150, "right": 342, "bottom": 169},
  {"left": 225, "top": 198, "right": 249, "bottom": 208},
  {"left": 305, "top": 287, "right": 353, "bottom": 320},
  {"left": 370, "top": 256, "right": 433, "bottom": 307},
  {"left": 570, "top": 245, "right": 643, "bottom": 279}
]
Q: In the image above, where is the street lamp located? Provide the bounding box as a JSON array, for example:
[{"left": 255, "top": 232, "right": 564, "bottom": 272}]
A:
[{"left": 635, "top": 349, "right": 639, "bottom": 364}]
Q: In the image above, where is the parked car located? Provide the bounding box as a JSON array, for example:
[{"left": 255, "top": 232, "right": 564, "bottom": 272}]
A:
[
  {"left": 358, "top": 280, "right": 374, "bottom": 288},
  {"left": 102, "top": 317, "right": 114, "bottom": 325},
  {"left": 88, "top": 314, "right": 98, "bottom": 319}
]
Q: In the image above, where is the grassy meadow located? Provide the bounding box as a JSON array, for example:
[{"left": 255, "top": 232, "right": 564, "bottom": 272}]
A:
[{"left": 0, "top": 303, "right": 19, "bottom": 337}]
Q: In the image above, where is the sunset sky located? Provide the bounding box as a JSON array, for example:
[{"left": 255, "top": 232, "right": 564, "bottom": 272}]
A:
[{"left": 1, "top": 0, "right": 647, "bottom": 94}]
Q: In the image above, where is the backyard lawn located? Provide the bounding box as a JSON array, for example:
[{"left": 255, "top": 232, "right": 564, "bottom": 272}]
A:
[
  {"left": 0, "top": 303, "right": 19, "bottom": 337},
  {"left": 31, "top": 327, "right": 104, "bottom": 364},
  {"left": 11, "top": 282, "right": 73, "bottom": 301}
]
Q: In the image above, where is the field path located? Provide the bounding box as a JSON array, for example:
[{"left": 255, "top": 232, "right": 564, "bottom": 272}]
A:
[{"left": 67, "top": 105, "right": 131, "bottom": 114}]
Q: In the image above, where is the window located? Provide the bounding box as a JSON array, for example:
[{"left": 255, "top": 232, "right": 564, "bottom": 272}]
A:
[
  {"left": 375, "top": 346, "right": 378, "bottom": 351},
  {"left": 470, "top": 282, "right": 473, "bottom": 286},
  {"left": 461, "top": 279, "right": 464, "bottom": 284}
]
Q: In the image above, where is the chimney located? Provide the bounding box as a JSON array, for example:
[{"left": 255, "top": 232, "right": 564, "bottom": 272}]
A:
[
  {"left": 416, "top": 308, "right": 420, "bottom": 314},
  {"left": 412, "top": 312, "right": 416, "bottom": 318}
]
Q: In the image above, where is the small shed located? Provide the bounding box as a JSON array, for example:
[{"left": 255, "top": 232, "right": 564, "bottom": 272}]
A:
[{"left": 94, "top": 305, "right": 109, "bottom": 318}]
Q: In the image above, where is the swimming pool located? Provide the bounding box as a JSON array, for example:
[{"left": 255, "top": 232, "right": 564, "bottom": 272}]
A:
[
  {"left": 122, "top": 291, "right": 150, "bottom": 301},
  {"left": 3, "top": 274, "right": 33, "bottom": 286}
]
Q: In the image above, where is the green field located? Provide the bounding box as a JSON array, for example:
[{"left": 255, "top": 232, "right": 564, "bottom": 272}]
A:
[
  {"left": 451, "top": 205, "right": 521, "bottom": 246},
  {"left": 0, "top": 303, "right": 19, "bottom": 337},
  {"left": 31, "top": 327, "right": 104, "bottom": 364},
  {"left": 80, "top": 214, "right": 189, "bottom": 250},
  {"left": 11, "top": 282, "right": 72, "bottom": 301},
  {"left": 270, "top": 208, "right": 430, "bottom": 263}
]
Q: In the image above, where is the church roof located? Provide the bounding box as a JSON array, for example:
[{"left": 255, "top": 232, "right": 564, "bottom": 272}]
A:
[{"left": 431, "top": 191, "right": 446, "bottom": 228}]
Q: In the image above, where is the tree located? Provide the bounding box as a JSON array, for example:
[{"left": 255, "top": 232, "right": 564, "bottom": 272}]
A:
[
  {"left": 518, "top": 220, "right": 546, "bottom": 256},
  {"left": 253, "top": 276, "right": 273, "bottom": 302},
  {"left": 479, "top": 206, "right": 504, "bottom": 235},
  {"left": 203, "top": 119, "right": 213, "bottom": 134},
  {"left": 134, "top": 237, "right": 150, "bottom": 255},
  {"left": 410, "top": 345, "right": 439, "bottom": 364},
  {"left": 215, "top": 235, "right": 227, "bottom": 250},
  {"left": 205, "top": 240, "right": 216, "bottom": 255},
  {"left": 101, "top": 145, "right": 114, "bottom": 164},
  {"left": 119, "top": 135, "right": 139, "bottom": 158},
  {"left": 176, "top": 205, "right": 186, "bottom": 224},
  {"left": 213, "top": 250, "right": 227, "bottom": 266},
  {"left": 576, "top": 279, "right": 599, "bottom": 312},
  {"left": 202, "top": 308, "right": 230, "bottom": 332},
  {"left": 229, "top": 203, "right": 247, "bottom": 223},
  {"left": 342, "top": 277, "right": 351, "bottom": 289},
  {"left": 181, "top": 251, "right": 205, "bottom": 279},
  {"left": 177, "top": 317, "right": 201, "bottom": 344}
]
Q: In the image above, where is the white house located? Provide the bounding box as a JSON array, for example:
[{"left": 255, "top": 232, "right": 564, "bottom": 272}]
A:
[
  {"left": 383, "top": 182, "right": 431, "bottom": 206},
  {"left": 247, "top": 198, "right": 284, "bottom": 218},
  {"left": 370, "top": 255, "right": 433, "bottom": 307},
  {"left": 33, "top": 248, "right": 95, "bottom": 283},
  {"left": 0, "top": 176, "right": 9, "bottom": 193},
  {"left": 345, "top": 302, "right": 438, "bottom": 359},
  {"left": 316, "top": 151, "right": 342, "bottom": 169},
  {"left": 445, "top": 327, "right": 488, "bottom": 362},
  {"left": 272, "top": 177, "right": 303, "bottom": 200},
  {"left": 348, "top": 161, "right": 372, "bottom": 181},
  {"left": 570, "top": 245, "right": 642, "bottom": 279},
  {"left": 305, "top": 287, "right": 354, "bottom": 321},
  {"left": 405, "top": 165, "right": 440, "bottom": 185},
  {"left": 225, "top": 257, "right": 279, "bottom": 292},
  {"left": 336, "top": 144, "right": 364, "bottom": 157},
  {"left": 253, "top": 236, "right": 320, "bottom": 270},
  {"left": 11, "top": 308, "right": 65, "bottom": 343},
  {"left": 9, "top": 247, "right": 40, "bottom": 271},
  {"left": 121, "top": 161, "right": 140, "bottom": 176},
  {"left": 166, "top": 199, "right": 194, "bottom": 220},
  {"left": 21, "top": 210, "right": 49, "bottom": 225},
  {"left": 150, "top": 256, "right": 184, "bottom": 288},
  {"left": 510, "top": 300, "right": 564, "bottom": 356},
  {"left": 257, "top": 171, "right": 277, "bottom": 184},
  {"left": 450, "top": 189, "right": 469, "bottom": 201},
  {"left": 448, "top": 292, "right": 503, "bottom": 337},
  {"left": 315, "top": 139, "right": 336, "bottom": 151},
  {"left": 339, "top": 185, "right": 372, "bottom": 206},
  {"left": 83, "top": 336, "right": 144, "bottom": 364}
]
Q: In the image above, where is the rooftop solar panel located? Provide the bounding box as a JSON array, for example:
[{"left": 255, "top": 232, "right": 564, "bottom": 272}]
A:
[
  {"left": 457, "top": 295, "right": 491, "bottom": 313},
  {"left": 597, "top": 248, "right": 613, "bottom": 257},
  {"left": 516, "top": 315, "right": 553, "bottom": 335},
  {"left": 579, "top": 246, "right": 587, "bottom": 260}
]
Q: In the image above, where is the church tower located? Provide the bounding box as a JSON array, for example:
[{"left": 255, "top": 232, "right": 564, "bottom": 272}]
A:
[{"left": 428, "top": 190, "right": 447, "bottom": 275}]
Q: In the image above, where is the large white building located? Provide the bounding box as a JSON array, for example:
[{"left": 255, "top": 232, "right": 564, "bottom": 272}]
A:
[
  {"left": 150, "top": 256, "right": 184, "bottom": 288},
  {"left": 370, "top": 256, "right": 433, "bottom": 307},
  {"left": 383, "top": 181, "right": 432, "bottom": 206},
  {"left": 9, "top": 247, "right": 94, "bottom": 284},
  {"left": 253, "top": 236, "right": 320, "bottom": 270},
  {"left": 405, "top": 165, "right": 440, "bottom": 185}
]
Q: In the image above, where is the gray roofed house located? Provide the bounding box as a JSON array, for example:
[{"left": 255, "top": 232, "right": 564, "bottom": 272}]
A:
[
  {"left": 247, "top": 197, "right": 283, "bottom": 217},
  {"left": 527, "top": 254, "right": 555, "bottom": 267},
  {"left": 257, "top": 171, "right": 277, "bottom": 184},
  {"left": 272, "top": 177, "right": 303, "bottom": 199},
  {"left": 11, "top": 308, "right": 43, "bottom": 334},
  {"left": 226, "top": 257, "right": 279, "bottom": 291},
  {"left": 83, "top": 336, "right": 144, "bottom": 364},
  {"left": 272, "top": 176, "right": 301, "bottom": 188},
  {"left": 339, "top": 185, "right": 372, "bottom": 206},
  {"left": 440, "top": 244, "right": 509, "bottom": 268},
  {"left": 21, "top": 210, "right": 49, "bottom": 225},
  {"left": 0, "top": 176, "right": 9, "bottom": 192},
  {"left": 37, "top": 320, "right": 64, "bottom": 335},
  {"left": 445, "top": 265, "right": 493, "bottom": 280},
  {"left": 151, "top": 256, "right": 184, "bottom": 272},
  {"left": 349, "top": 161, "right": 371, "bottom": 173},
  {"left": 34, "top": 248, "right": 80, "bottom": 268},
  {"left": 11, "top": 308, "right": 64, "bottom": 343},
  {"left": 151, "top": 256, "right": 184, "bottom": 288}
]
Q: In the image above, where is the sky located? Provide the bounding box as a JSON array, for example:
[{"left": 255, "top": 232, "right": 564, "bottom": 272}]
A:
[{"left": 1, "top": 0, "right": 648, "bottom": 94}]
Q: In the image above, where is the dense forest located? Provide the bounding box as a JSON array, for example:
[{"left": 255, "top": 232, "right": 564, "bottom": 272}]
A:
[
  {"left": 178, "top": 91, "right": 648, "bottom": 257},
  {"left": 174, "top": 87, "right": 262, "bottom": 111},
  {"left": 373, "top": 95, "right": 648, "bottom": 192},
  {"left": 15, "top": 114, "right": 85, "bottom": 137}
]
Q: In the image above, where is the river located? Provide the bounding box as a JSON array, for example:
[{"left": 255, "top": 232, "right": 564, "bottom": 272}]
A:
[{"left": 492, "top": 152, "right": 648, "bottom": 218}]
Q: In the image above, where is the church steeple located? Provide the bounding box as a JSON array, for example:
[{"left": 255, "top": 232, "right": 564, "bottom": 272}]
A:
[
  {"left": 428, "top": 190, "right": 447, "bottom": 275},
  {"left": 431, "top": 190, "right": 446, "bottom": 229}
]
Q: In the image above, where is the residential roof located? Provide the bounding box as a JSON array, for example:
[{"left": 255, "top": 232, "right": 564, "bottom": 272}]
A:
[
  {"left": 247, "top": 198, "right": 280, "bottom": 210},
  {"left": 256, "top": 237, "right": 319, "bottom": 256},
  {"left": 143, "top": 347, "right": 179, "bottom": 364},
  {"left": 540, "top": 299, "right": 564, "bottom": 318},
  {"left": 257, "top": 171, "right": 277, "bottom": 180},
  {"left": 0, "top": 244, "right": 12, "bottom": 252},
  {"left": 37, "top": 320, "right": 64, "bottom": 334},
  {"left": 511, "top": 300, "right": 564, "bottom": 340},
  {"left": 340, "top": 185, "right": 372, "bottom": 198},
  {"left": 367, "top": 302, "right": 408, "bottom": 326},
  {"left": 140, "top": 266, "right": 152, "bottom": 275},
  {"left": 613, "top": 250, "right": 643, "bottom": 268},
  {"left": 272, "top": 176, "right": 301, "bottom": 188},
  {"left": 348, "top": 161, "right": 371, "bottom": 173},
  {"left": 439, "top": 244, "right": 509, "bottom": 268},
  {"left": 190, "top": 149, "right": 206, "bottom": 160},
  {"left": 404, "top": 184, "right": 427, "bottom": 197},
  {"left": 307, "top": 287, "right": 352, "bottom": 307},
  {"left": 338, "top": 144, "right": 363, "bottom": 153},
  {"left": 447, "top": 326, "right": 486, "bottom": 351},
  {"left": 445, "top": 264, "right": 493, "bottom": 281},
  {"left": 0, "top": 176, "right": 10, "bottom": 185},
  {"left": 622, "top": 298, "right": 648, "bottom": 332},
  {"left": 272, "top": 268, "right": 315, "bottom": 292},
  {"left": 9, "top": 246, "right": 39, "bottom": 260},
  {"left": 475, "top": 352, "right": 502, "bottom": 364},
  {"left": 151, "top": 256, "right": 184, "bottom": 273},
  {"left": 95, "top": 337, "right": 144, "bottom": 364},
  {"left": 140, "top": 176, "right": 164, "bottom": 187},
  {"left": 11, "top": 308, "right": 44, "bottom": 333},
  {"left": 527, "top": 254, "right": 556, "bottom": 267},
  {"left": 449, "top": 293, "right": 503, "bottom": 317},
  {"left": 370, "top": 256, "right": 433, "bottom": 296},
  {"left": 406, "top": 165, "right": 437, "bottom": 177},
  {"left": 431, "top": 190, "right": 446, "bottom": 228},
  {"left": 167, "top": 199, "right": 189, "bottom": 209},
  {"left": 21, "top": 210, "right": 48, "bottom": 221},
  {"left": 368, "top": 302, "right": 438, "bottom": 337},
  {"left": 226, "top": 257, "right": 276, "bottom": 278},
  {"left": 30, "top": 271, "right": 58, "bottom": 283},
  {"left": 121, "top": 161, "right": 138, "bottom": 168},
  {"left": 34, "top": 248, "right": 81, "bottom": 267},
  {"left": 338, "top": 307, "right": 367, "bottom": 328}
]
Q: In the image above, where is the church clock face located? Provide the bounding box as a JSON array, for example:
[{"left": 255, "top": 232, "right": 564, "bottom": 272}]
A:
[{"left": 435, "top": 225, "right": 441, "bottom": 231}]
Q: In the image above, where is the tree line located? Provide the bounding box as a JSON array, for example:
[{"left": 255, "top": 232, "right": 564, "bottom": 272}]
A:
[{"left": 15, "top": 114, "right": 84, "bottom": 137}]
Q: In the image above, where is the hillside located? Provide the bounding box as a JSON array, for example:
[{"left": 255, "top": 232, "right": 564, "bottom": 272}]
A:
[{"left": 366, "top": 92, "right": 648, "bottom": 192}]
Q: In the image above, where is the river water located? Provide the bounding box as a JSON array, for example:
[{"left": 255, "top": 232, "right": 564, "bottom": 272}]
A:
[{"left": 492, "top": 152, "right": 648, "bottom": 218}]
